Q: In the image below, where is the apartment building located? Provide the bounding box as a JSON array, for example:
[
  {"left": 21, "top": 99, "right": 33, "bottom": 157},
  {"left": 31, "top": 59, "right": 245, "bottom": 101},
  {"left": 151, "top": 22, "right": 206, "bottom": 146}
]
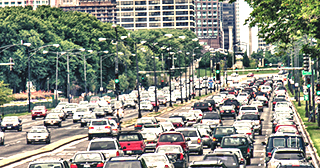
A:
[
  {"left": 117, "top": 0, "right": 195, "bottom": 31},
  {"left": 0, "top": 0, "right": 53, "bottom": 8}
]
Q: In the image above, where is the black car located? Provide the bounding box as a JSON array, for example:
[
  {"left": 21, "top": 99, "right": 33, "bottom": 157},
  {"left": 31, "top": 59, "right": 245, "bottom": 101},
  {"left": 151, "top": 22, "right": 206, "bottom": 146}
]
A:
[
  {"left": 203, "top": 99, "right": 217, "bottom": 111},
  {"left": 104, "top": 156, "right": 148, "bottom": 168},
  {"left": 210, "top": 126, "right": 237, "bottom": 149},
  {"left": 169, "top": 115, "right": 187, "bottom": 126},
  {"left": 193, "top": 102, "right": 213, "bottom": 112},
  {"left": 203, "top": 153, "right": 240, "bottom": 168},
  {"left": 70, "top": 151, "right": 107, "bottom": 168},
  {"left": 222, "top": 99, "right": 240, "bottom": 113}
]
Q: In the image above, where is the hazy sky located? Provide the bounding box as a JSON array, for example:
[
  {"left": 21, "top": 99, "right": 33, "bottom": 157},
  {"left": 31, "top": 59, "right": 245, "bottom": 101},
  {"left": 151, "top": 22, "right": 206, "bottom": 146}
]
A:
[{"left": 239, "top": 0, "right": 258, "bottom": 53}]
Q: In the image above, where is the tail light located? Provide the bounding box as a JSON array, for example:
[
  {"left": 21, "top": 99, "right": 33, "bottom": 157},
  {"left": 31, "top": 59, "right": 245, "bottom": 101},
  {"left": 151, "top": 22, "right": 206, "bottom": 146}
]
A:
[
  {"left": 219, "top": 119, "right": 221, "bottom": 123},
  {"left": 237, "top": 106, "right": 240, "bottom": 108},
  {"left": 180, "top": 153, "right": 184, "bottom": 160},
  {"left": 267, "top": 152, "right": 272, "bottom": 157},
  {"left": 165, "top": 165, "right": 169, "bottom": 168},
  {"left": 113, "top": 128, "right": 118, "bottom": 131},
  {"left": 89, "top": 126, "right": 94, "bottom": 129},
  {"left": 247, "top": 148, "right": 250, "bottom": 153},
  {"left": 204, "top": 135, "right": 210, "bottom": 138},
  {"left": 97, "top": 163, "right": 104, "bottom": 167},
  {"left": 220, "top": 110, "right": 224, "bottom": 113},
  {"left": 246, "top": 132, "right": 252, "bottom": 135},
  {"left": 135, "top": 125, "right": 142, "bottom": 127},
  {"left": 273, "top": 102, "right": 277, "bottom": 105},
  {"left": 70, "top": 164, "right": 78, "bottom": 168},
  {"left": 200, "top": 120, "right": 202, "bottom": 123},
  {"left": 259, "top": 120, "right": 261, "bottom": 124},
  {"left": 240, "top": 158, "right": 244, "bottom": 162},
  {"left": 197, "top": 138, "right": 201, "bottom": 143},
  {"left": 116, "top": 151, "right": 120, "bottom": 156},
  {"left": 105, "top": 126, "right": 111, "bottom": 129},
  {"left": 212, "top": 137, "right": 216, "bottom": 141},
  {"left": 231, "top": 110, "right": 235, "bottom": 113},
  {"left": 199, "top": 114, "right": 202, "bottom": 116}
]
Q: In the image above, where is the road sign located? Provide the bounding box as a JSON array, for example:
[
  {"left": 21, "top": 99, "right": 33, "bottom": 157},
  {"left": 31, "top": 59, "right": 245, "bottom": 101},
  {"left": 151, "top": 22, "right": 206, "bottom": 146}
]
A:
[
  {"left": 316, "top": 96, "right": 320, "bottom": 104},
  {"left": 304, "top": 95, "right": 309, "bottom": 101},
  {"left": 302, "top": 70, "right": 312, "bottom": 76}
]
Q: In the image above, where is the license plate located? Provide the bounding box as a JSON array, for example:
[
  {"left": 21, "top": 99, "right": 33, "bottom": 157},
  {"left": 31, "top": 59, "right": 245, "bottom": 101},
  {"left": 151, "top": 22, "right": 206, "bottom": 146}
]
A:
[
  {"left": 37, "top": 114, "right": 40, "bottom": 116},
  {"left": 7, "top": 126, "right": 11, "bottom": 129},
  {"left": 127, "top": 151, "right": 133, "bottom": 154},
  {"left": 84, "top": 164, "right": 90, "bottom": 168}
]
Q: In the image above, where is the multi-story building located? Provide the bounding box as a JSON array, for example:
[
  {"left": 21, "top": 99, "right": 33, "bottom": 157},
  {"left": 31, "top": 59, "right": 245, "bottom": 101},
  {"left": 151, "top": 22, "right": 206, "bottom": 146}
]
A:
[
  {"left": 0, "top": 0, "right": 53, "bottom": 8},
  {"left": 59, "top": 0, "right": 117, "bottom": 23},
  {"left": 219, "top": 0, "right": 236, "bottom": 51},
  {"left": 195, "top": 0, "right": 222, "bottom": 49},
  {"left": 117, "top": 0, "right": 195, "bottom": 31}
]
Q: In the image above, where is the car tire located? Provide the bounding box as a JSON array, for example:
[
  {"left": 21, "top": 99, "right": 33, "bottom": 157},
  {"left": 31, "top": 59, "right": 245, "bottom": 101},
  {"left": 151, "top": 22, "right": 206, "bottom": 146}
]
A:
[
  {"left": 27, "top": 140, "right": 31, "bottom": 144},
  {"left": 80, "top": 123, "right": 85, "bottom": 127},
  {"left": 73, "top": 120, "right": 77, "bottom": 123},
  {"left": 198, "top": 149, "right": 203, "bottom": 155},
  {"left": 251, "top": 151, "right": 254, "bottom": 158},
  {"left": 32, "top": 117, "right": 35, "bottom": 120},
  {"left": 58, "top": 123, "right": 62, "bottom": 128},
  {"left": 246, "top": 158, "right": 251, "bottom": 165},
  {"left": 149, "top": 109, "right": 153, "bottom": 112},
  {"left": 88, "top": 135, "right": 93, "bottom": 140},
  {"left": 46, "top": 139, "right": 50, "bottom": 144}
]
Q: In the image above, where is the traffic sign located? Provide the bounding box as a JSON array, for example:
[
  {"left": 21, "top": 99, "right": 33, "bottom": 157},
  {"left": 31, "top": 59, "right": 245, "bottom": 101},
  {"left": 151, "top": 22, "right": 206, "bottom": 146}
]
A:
[
  {"left": 302, "top": 70, "right": 312, "bottom": 75},
  {"left": 316, "top": 96, "right": 320, "bottom": 104},
  {"left": 304, "top": 95, "right": 309, "bottom": 101}
]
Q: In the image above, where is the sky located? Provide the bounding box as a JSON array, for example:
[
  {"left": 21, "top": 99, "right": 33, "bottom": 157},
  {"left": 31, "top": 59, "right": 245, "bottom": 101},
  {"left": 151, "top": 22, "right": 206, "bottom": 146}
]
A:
[{"left": 238, "top": 0, "right": 258, "bottom": 53}]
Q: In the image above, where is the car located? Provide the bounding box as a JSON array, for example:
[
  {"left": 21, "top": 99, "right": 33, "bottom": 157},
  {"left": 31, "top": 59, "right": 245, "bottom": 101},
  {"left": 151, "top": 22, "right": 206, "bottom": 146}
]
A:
[
  {"left": 31, "top": 106, "right": 48, "bottom": 120},
  {"left": 220, "top": 134, "right": 253, "bottom": 165},
  {"left": 26, "top": 126, "right": 51, "bottom": 144},
  {"left": 141, "top": 124, "right": 164, "bottom": 136},
  {"left": 117, "top": 131, "right": 146, "bottom": 155},
  {"left": 141, "top": 132, "right": 158, "bottom": 152},
  {"left": 44, "top": 113, "right": 62, "bottom": 127},
  {"left": 87, "top": 103, "right": 99, "bottom": 112},
  {"left": 50, "top": 108, "right": 67, "bottom": 121},
  {"left": 189, "top": 160, "right": 227, "bottom": 168},
  {"left": 276, "top": 162, "right": 315, "bottom": 168},
  {"left": 158, "top": 95, "right": 167, "bottom": 106},
  {"left": 73, "top": 107, "right": 91, "bottom": 123},
  {"left": 256, "top": 96, "right": 269, "bottom": 107},
  {"left": 275, "top": 125, "right": 299, "bottom": 135},
  {"left": 140, "top": 101, "right": 154, "bottom": 112},
  {"left": 239, "top": 105, "right": 259, "bottom": 116},
  {"left": 87, "top": 138, "right": 124, "bottom": 157},
  {"left": 239, "top": 114, "right": 263, "bottom": 135},
  {"left": 237, "top": 93, "right": 250, "bottom": 105},
  {"left": 80, "top": 113, "right": 96, "bottom": 127},
  {"left": 193, "top": 102, "right": 213, "bottom": 112},
  {"left": 233, "top": 122, "right": 255, "bottom": 140},
  {"left": 101, "top": 105, "right": 113, "bottom": 116},
  {"left": 92, "top": 107, "right": 106, "bottom": 118},
  {"left": 123, "top": 99, "right": 136, "bottom": 109},
  {"left": 201, "top": 112, "right": 222, "bottom": 126},
  {"left": 0, "top": 129, "right": 4, "bottom": 145},
  {"left": 220, "top": 105, "right": 237, "bottom": 119},
  {"left": 203, "top": 153, "right": 241, "bottom": 168},
  {"left": 139, "top": 153, "right": 174, "bottom": 168},
  {"left": 223, "top": 99, "right": 241, "bottom": 113},
  {"left": 155, "top": 145, "right": 189, "bottom": 168},
  {"left": 251, "top": 101, "right": 264, "bottom": 112},
  {"left": 203, "top": 99, "right": 217, "bottom": 111},
  {"left": 1, "top": 116, "right": 22, "bottom": 132},
  {"left": 88, "top": 119, "right": 112, "bottom": 140},
  {"left": 196, "top": 126, "right": 213, "bottom": 148},
  {"left": 265, "top": 148, "right": 311, "bottom": 168},
  {"left": 134, "top": 118, "right": 157, "bottom": 130},
  {"left": 175, "top": 128, "right": 204, "bottom": 155},
  {"left": 210, "top": 126, "right": 237, "bottom": 149},
  {"left": 27, "top": 159, "right": 70, "bottom": 168},
  {"left": 156, "top": 132, "right": 189, "bottom": 152},
  {"left": 189, "top": 109, "right": 203, "bottom": 122},
  {"left": 63, "top": 103, "right": 78, "bottom": 117},
  {"left": 213, "top": 148, "right": 247, "bottom": 167},
  {"left": 70, "top": 151, "right": 107, "bottom": 168},
  {"left": 166, "top": 118, "right": 185, "bottom": 128},
  {"left": 247, "top": 73, "right": 254, "bottom": 77},
  {"left": 179, "top": 112, "right": 198, "bottom": 126},
  {"left": 159, "top": 122, "right": 175, "bottom": 131},
  {"left": 104, "top": 156, "right": 148, "bottom": 168}
]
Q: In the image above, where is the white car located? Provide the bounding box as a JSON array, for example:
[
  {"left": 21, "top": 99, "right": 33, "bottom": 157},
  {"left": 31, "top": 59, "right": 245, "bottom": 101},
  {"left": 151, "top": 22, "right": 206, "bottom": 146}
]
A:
[
  {"left": 73, "top": 107, "right": 91, "bottom": 123},
  {"left": 63, "top": 103, "right": 78, "bottom": 117},
  {"left": 87, "top": 138, "right": 124, "bottom": 157},
  {"left": 250, "top": 101, "right": 263, "bottom": 112},
  {"left": 260, "top": 85, "right": 272, "bottom": 94},
  {"left": 0, "top": 129, "right": 4, "bottom": 145},
  {"left": 239, "top": 105, "right": 258, "bottom": 116},
  {"left": 88, "top": 119, "right": 112, "bottom": 140},
  {"left": 139, "top": 153, "right": 174, "bottom": 168},
  {"left": 265, "top": 148, "right": 310, "bottom": 168},
  {"left": 213, "top": 148, "right": 246, "bottom": 167},
  {"left": 159, "top": 122, "right": 175, "bottom": 132},
  {"left": 237, "top": 93, "right": 249, "bottom": 105},
  {"left": 26, "top": 126, "right": 50, "bottom": 144},
  {"left": 179, "top": 112, "right": 197, "bottom": 126},
  {"left": 140, "top": 101, "right": 154, "bottom": 112},
  {"left": 141, "top": 124, "right": 164, "bottom": 136},
  {"left": 189, "top": 109, "right": 203, "bottom": 122}
]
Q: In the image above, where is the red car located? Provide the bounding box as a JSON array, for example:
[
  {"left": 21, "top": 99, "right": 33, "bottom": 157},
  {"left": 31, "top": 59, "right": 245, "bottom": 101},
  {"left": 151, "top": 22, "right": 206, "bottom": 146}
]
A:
[
  {"left": 275, "top": 124, "right": 298, "bottom": 133},
  {"left": 117, "top": 131, "right": 146, "bottom": 155},
  {"left": 156, "top": 132, "right": 189, "bottom": 152},
  {"left": 31, "top": 106, "right": 48, "bottom": 120},
  {"left": 247, "top": 73, "right": 254, "bottom": 77}
]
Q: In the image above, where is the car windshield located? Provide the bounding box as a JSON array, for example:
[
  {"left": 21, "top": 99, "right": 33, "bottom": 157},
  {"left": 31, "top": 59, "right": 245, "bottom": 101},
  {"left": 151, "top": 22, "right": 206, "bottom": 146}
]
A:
[
  {"left": 136, "top": 119, "right": 153, "bottom": 124},
  {"left": 74, "top": 153, "right": 102, "bottom": 162},
  {"left": 76, "top": 108, "right": 87, "bottom": 112},
  {"left": 89, "top": 141, "right": 116, "bottom": 150},
  {"left": 159, "top": 134, "right": 184, "bottom": 142},
  {"left": 156, "top": 146, "right": 182, "bottom": 153},
  {"left": 91, "top": 120, "right": 108, "bottom": 125},
  {"left": 29, "top": 163, "right": 63, "bottom": 168},
  {"left": 241, "top": 115, "right": 259, "bottom": 120},
  {"left": 214, "top": 127, "right": 235, "bottom": 135},
  {"left": 241, "top": 107, "right": 257, "bottom": 110},
  {"left": 2, "top": 117, "right": 18, "bottom": 122},
  {"left": 118, "top": 134, "right": 141, "bottom": 141},
  {"left": 141, "top": 155, "right": 167, "bottom": 162},
  {"left": 66, "top": 104, "right": 77, "bottom": 108},
  {"left": 30, "top": 129, "right": 47, "bottom": 133},
  {"left": 178, "top": 130, "right": 198, "bottom": 137},
  {"left": 141, "top": 101, "right": 150, "bottom": 105},
  {"left": 203, "top": 155, "right": 238, "bottom": 167},
  {"left": 274, "top": 151, "right": 305, "bottom": 160},
  {"left": 277, "top": 127, "right": 297, "bottom": 133},
  {"left": 203, "top": 113, "right": 220, "bottom": 119},
  {"left": 46, "top": 115, "right": 59, "bottom": 119},
  {"left": 104, "top": 161, "right": 141, "bottom": 168},
  {"left": 222, "top": 137, "right": 247, "bottom": 146}
]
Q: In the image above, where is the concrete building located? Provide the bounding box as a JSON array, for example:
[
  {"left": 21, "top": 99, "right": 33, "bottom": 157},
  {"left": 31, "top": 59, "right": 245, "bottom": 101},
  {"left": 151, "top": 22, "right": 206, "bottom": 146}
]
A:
[
  {"left": 59, "top": 0, "right": 117, "bottom": 23},
  {"left": 219, "top": 0, "right": 237, "bottom": 51},
  {"left": 0, "top": 0, "right": 54, "bottom": 8},
  {"left": 195, "top": 0, "right": 223, "bottom": 49},
  {"left": 116, "top": 0, "right": 195, "bottom": 31}
]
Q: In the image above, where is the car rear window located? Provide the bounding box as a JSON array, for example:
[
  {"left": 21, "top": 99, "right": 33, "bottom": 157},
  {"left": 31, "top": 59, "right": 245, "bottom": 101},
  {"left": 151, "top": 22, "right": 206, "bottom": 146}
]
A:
[
  {"left": 194, "top": 103, "right": 209, "bottom": 107},
  {"left": 159, "top": 134, "right": 184, "bottom": 142},
  {"left": 74, "top": 153, "right": 103, "bottom": 162},
  {"left": 241, "top": 115, "right": 260, "bottom": 120},
  {"left": 144, "top": 124, "right": 160, "bottom": 128},
  {"left": 274, "top": 151, "right": 305, "bottom": 160},
  {"left": 203, "top": 113, "right": 220, "bottom": 119},
  {"left": 104, "top": 161, "right": 142, "bottom": 168},
  {"left": 203, "top": 155, "right": 238, "bottom": 167},
  {"left": 29, "top": 163, "right": 63, "bottom": 168},
  {"left": 214, "top": 127, "right": 235, "bottom": 135},
  {"left": 89, "top": 141, "right": 116, "bottom": 150},
  {"left": 178, "top": 130, "right": 198, "bottom": 137},
  {"left": 222, "top": 137, "right": 247, "bottom": 146},
  {"left": 241, "top": 107, "right": 257, "bottom": 110},
  {"left": 118, "top": 134, "right": 142, "bottom": 141},
  {"left": 92, "top": 120, "right": 108, "bottom": 125}
]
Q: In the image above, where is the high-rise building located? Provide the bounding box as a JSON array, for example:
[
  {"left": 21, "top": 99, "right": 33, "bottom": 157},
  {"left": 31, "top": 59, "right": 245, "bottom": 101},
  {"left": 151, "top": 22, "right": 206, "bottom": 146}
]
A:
[
  {"left": 117, "top": 0, "right": 195, "bottom": 31},
  {"left": 0, "top": 0, "right": 53, "bottom": 8},
  {"left": 195, "top": 0, "right": 222, "bottom": 49},
  {"left": 59, "top": 0, "right": 117, "bottom": 23},
  {"left": 219, "top": 0, "right": 236, "bottom": 51}
]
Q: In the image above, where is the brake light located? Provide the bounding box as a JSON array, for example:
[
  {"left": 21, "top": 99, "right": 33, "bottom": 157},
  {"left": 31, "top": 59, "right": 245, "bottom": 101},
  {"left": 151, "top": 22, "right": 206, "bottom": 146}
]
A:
[
  {"left": 165, "top": 165, "right": 169, "bottom": 168},
  {"left": 200, "top": 120, "right": 202, "bottom": 123},
  {"left": 89, "top": 126, "right": 94, "bottom": 129},
  {"left": 212, "top": 137, "right": 216, "bottom": 141},
  {"left": 273, "top": 102, "right": 277, "bottom": 104},
  {"left": 219, "top": 119, "right": 221, "bottom": 123},
  {"left": 199, "top": 114, "right": 202, "bottom": 116},
  {"left": 220, "top": 110, "right": 224, "bottom": 113},
  {"left": 116, "top": 151, "right": 120, "bottom": 156},
  {"left": 105, "top": 126, "right": 111, "bottom": 129},
  {"left": 180, "top": 153, "right": 184, "bottom": 160},
  {"left": 70, "top": 164, "right": 78, "bottom": 168},
  {"left": 267, "top": 152, "right": 272, "bottom": 157},
  {"left": 231, "top": 110, "right": 235, "bottom": 113},
  {"left": 97, "top": 162, "right": 104, "bottom": 167},
  {"left": 246, "top": 132, "right": 252, "bottom": 135},
  {"left": 113, "top": 128, "right": 118, "bottom": 131},
  {"left": 197, "top": 138, "right": 201, "bottom": 143},
  {"left": 135, "top": 124, "right": 142, "bottom": 127},
  {"left": 237, "top": 106, "right": 239, "bottom": 108},
  {"left": 240, "top": 158, "right": 244, "bottom": 162},
  {"left": 247, "top": 148, "right": 250, "bottom": 153},
  {"left": 259, "top": 120, "right": 261, "bottom": 124}
]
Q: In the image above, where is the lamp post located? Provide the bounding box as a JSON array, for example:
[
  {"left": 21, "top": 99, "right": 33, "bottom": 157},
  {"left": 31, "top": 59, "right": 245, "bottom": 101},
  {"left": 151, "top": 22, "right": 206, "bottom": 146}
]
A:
[
  {"left": 168, "top": 50, "right": 175, "bottom": 107},
  {"left": 192, "top": 45, "right": 199, "bottom": 98},
  {"left": 99, "top": 51, "right": 110, "bottom": 97},
  {"left": 185, "top": 52, "right": 189, "bottom": 102},
  {"left": 28, "top": 44, "right": 60, "bottom": 114}
]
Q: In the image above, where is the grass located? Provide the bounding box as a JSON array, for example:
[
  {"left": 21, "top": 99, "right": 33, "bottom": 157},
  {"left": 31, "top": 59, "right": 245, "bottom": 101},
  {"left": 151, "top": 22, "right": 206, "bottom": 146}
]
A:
[
  {"left": 292, "top": 100, "right": 320, "bottom": 157},
  {"left": 5, "top": 112, "right": 31, "bottom": 117},
  {"left": 197, "top": 68, "right": 279, "bottom": 77}
]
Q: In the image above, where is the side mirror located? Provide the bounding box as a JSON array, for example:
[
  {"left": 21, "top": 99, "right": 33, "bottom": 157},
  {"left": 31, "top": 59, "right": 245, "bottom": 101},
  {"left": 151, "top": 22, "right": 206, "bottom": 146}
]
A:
[
  {"left": 123, "top": 146, "right": 127, "bottom": 150},
  {"left": 305, "top": 142, "right": 309, "bottom": 146},
  {"left": 307, "top": 156, "right": 312, "bottom": 161},
  {"left": 260, "top": 119, "right": 264, "bottom": 121},
  {"left": 261, "top": 142, "right": 266, "bottom": 146},
  {"left": 69, "top": 159, "right": 73, "bottom": 162}
]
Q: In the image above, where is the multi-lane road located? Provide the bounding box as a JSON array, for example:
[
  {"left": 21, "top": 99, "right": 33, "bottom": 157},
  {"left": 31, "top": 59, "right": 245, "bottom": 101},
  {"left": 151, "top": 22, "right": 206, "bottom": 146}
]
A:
[{"left": 2, "top": 75, "right": 319, "bottom": 168}]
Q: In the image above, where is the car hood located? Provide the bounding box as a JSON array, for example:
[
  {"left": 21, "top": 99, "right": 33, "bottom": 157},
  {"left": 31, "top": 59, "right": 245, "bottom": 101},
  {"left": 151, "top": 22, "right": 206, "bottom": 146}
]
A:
[{"left": 28, "top": 133, "right": 48, "bottom": 137}]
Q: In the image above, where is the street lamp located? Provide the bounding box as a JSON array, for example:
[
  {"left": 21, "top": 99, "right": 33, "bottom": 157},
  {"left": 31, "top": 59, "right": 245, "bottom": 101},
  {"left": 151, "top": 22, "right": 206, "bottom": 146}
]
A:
[
  {"left": 28, "top": 44, "right": 60, "bottom": 115},
  {"left": 178, "top": 50, "right": 183, "bottom": 104}
]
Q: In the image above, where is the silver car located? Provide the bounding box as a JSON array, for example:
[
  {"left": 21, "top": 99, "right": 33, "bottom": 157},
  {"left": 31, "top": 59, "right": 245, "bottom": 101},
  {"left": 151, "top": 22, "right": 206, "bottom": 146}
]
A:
[
  {"left": 175, "top": 128, "right": 203, "bottom": 155},
  {"left": 86, "top": 138, "right": 124, "bottom": 157}
]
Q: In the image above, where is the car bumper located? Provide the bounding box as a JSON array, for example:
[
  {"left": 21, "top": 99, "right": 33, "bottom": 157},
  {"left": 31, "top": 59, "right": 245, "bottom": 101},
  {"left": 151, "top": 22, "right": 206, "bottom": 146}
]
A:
[
  {"left": 88, "top": 132, "right": 112, "bottom": 137},
  {"left": 44, "top": 122, "right": 60, "bottom": 126},
  {"left": 189, "top": 145, "right": 202, "bottom": 152},
  {"left": 202, "top": 138, "right": 212, "bottom": 146},
  {"left": 1, "top": 126, "right": 20, "bottom": 130},
  {"left": 32, "top": 114, "right": 46, "bottom": 118},
  {"left": 124, "top": 150, "right": 143, "bottom": 155},
  {"left": 145, "top": 144, "right": 157, "bottom": 150},
  {"left": 173, "top": 161, "right": 186, "bottom": 168},
  {"left": 27, "top": 138, "right": 47, "bottom": 142}
]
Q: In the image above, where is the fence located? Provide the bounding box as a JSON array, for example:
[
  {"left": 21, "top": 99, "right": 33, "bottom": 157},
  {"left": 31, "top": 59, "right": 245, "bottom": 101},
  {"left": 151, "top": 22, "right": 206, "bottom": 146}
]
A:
[{"left": 0, "top": 101, "right": 58, "bottom": 115}]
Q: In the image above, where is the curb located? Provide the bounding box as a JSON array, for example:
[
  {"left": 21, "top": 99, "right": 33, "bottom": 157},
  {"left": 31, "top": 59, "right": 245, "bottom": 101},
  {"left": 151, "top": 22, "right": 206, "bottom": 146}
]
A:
[{"left": 1, "top": 92, "right": 216, "bottom": 167}]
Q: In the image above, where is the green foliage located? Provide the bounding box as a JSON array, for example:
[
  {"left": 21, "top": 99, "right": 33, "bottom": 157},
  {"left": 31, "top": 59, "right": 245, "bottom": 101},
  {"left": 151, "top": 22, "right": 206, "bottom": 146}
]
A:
[
  {"left": 0, "top": 81, "right": 13, "bottom": 106},
  {"left": 242, "top": 51, "right": 250, "bottom": 67},
  {"left": 249, "top": 59, "right": 257, "bottom": 69}
]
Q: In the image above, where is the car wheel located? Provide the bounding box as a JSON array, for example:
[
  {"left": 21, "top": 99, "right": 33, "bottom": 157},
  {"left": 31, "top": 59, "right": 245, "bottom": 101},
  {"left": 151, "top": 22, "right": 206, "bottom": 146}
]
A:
[
  {"left": 246, "top": 158, "right": 251, "bottom": 165},
  {"left": 1, "top": 139, "right": 4, "bottom": 145},
  {"left": 198, "top": 149, "right": 203, "bottom": 155},
  {"left": 80, "top": 123, "right": 84, "bottom": 127},
  {"left": 88, "top": 135, "right": 93, "bottom": 140},
  {"left": 46, "top": 139, "right": 50, "bottom": 144},
  {"left": 73, "top": 120, "right": 77, "bottom": 123},
  {"left": 32, "top": 117, "right": 35, "bottom": 120},
  {"left": 150, "top": 109, "right": 153, "bottom": 112},
  {"left": 27, "top": 140, "right": 31, "bottom": 144},
  {"left": 58, "top": 123, "right": 62, "bottom": 128}
]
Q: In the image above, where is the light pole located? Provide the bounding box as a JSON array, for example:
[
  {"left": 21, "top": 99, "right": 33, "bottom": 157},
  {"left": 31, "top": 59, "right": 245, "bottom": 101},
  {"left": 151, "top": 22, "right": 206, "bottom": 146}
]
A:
[
  {"left": 185, "top": 52, "right": 190, "bottom": 102},
  {"left": 192, "top": 45, "right": 199, "bottom": 98},
  {"left": 178, "top": 50, "right": 183, "bottom": 104},
  {"left": 99, "top": 51, "right": 110, "bottom": 97},
  {"left": 28, "top": 44, "right": 60, "bottom": 114}
]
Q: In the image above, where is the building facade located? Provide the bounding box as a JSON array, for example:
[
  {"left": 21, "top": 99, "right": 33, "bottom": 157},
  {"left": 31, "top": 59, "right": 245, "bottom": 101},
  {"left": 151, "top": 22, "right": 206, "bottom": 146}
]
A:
[
  {"left": 59, "top": 0, "right": 117, "bottom": 23},
  {"left": 117, "top": 0, "right": 195, "bottom": 31},
  {"left": 194, "top": 0, "right": 222, "bottom": 49},
  {"left": 219, "top": 0, "right": 236, "bottom": 51},
  {"left": 0, "top": 0, "right": 53, "bottom": 8}
]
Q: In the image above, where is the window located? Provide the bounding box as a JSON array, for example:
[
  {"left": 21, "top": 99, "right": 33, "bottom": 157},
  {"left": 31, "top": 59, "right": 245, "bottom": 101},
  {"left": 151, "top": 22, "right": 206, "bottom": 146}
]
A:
[
  {"left": 122, "top": 24, "right": 134, "bottom": 28},
  {"left": 136, "top": 18, "right": 147, "bottom": 22},
  {"left": 149, "top": 17, "right": 160, "bottom": 21},
  {"left": 149, "top": 23, "right": 161, "bottom": 27},
  {"left": 273, "top": 138, "right": 285, "bottom": 147},
  {"left": 176, "top": 22, "right": 188, "bottom": 26},
  {"left": 135, "top": 1, "right": 146, "bottom": 5},
  {"left": 121, "top": 1, "right": 133, "bottom": 5},
  {"left": 11, "top": 2, "right": 15, "bottom": 4},
  {"left": 121, "top": 18, "right": 133, "bottom": 22}
]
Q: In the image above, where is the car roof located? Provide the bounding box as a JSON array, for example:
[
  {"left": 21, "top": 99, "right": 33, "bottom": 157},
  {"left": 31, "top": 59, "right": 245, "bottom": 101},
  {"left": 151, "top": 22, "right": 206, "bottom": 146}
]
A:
[
  {"left": 175, "top": 128, "right": 198, "bottom": 131},
  {"left": 109, "top": 156, "right": 139, "bottom": 161},
  {"left": 29, "top": 159, "right": 65, "bottom": 164},
  {"left": 269, "top": 133, "right": 302, "bottom": 138},
  {"left": 190, "top": 160, "right": 225, "bottom": 166},
  {"left": 90, "top": 138, "right": 117, "bottom": 142}
]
